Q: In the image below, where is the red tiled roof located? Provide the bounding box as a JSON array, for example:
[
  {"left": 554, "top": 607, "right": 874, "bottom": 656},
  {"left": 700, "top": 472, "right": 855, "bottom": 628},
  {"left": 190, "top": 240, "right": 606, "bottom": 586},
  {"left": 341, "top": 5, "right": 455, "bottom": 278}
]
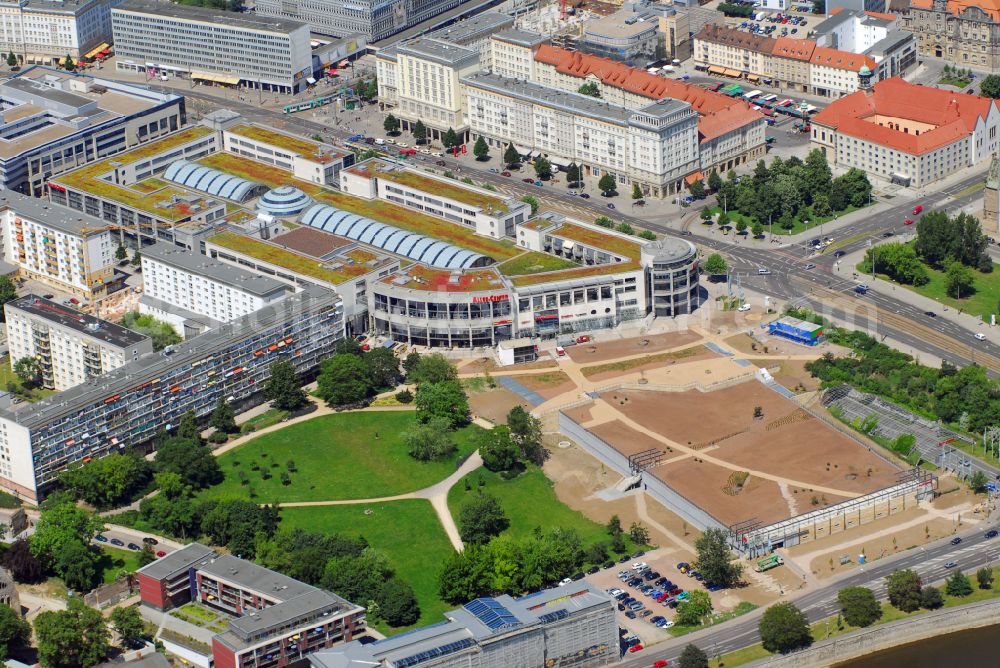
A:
[
  {"left": 911, "top": 0, "right": 1000, "bottom": 21},
  {"left": 811, "top": 77, "right": 999, "bottom": 155},
  {"left": 772, "top": 37, "right": 816, "bottom": 61},
  {"left": 810, "top": 46, "right": 877, "bottom": 72},
  {"left": 533, "top": 45, "right": 764, "bottom": 143},
  {"left": 865, "top": 10, "right": 897, "bottom": 20}
]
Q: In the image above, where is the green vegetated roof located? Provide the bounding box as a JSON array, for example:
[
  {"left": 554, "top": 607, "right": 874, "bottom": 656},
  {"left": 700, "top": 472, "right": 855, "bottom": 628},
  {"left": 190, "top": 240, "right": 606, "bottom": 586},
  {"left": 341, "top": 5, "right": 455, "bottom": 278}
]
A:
[{"left": 208, "top": 231, "right": 374, "bottom": 285}]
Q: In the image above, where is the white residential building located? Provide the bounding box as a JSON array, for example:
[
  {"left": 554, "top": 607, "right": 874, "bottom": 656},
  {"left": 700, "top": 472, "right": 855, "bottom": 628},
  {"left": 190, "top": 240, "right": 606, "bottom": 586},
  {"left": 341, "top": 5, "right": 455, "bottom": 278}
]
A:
[
  {"left": 5, "top": 295, "right": 152, "bottom": 391},
  {"left": 0, "top": 0, "right": 124, "bottom": 64},
  {"left": 490, "top": 29, "right": 546, "bottom": 81},
  {"left": 140, "top": 243, "right": 289, "bottom": 337},
  {"left": 463, "top": 72, "right": 700, "bottom": 197},
  {"left": 393, "top": 38, "right": 481, "bottom": 142},
  {"left": 0, "top": 193, "right": 117, "bottom": 300}
]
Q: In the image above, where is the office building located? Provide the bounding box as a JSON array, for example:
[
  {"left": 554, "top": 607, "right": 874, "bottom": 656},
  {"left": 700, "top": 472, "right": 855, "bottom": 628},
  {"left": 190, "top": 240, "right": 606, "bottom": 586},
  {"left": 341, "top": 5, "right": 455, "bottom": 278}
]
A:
[
  {"left": 0, "top": 193, "right": 120, "bottom": 301},
  {"left": 0, "top": 0, "right": 124, "bottom": 65},
  {"left": 0, "top": 66, "right": 184, "bottom": 195},
  {"left": 5, "top": 295, "right": 152, "bottom": 392},
  {"left": 111, "top": 0, "right": 312, "bottom": 94},
  {"left": 579, "top": 8, "right": 661, "bottom": 66},
  {"left": 310, "top": 583, "right": 618, "bottom": 668},
  {"left": 137, "top": 544, "right": 365, "bottom": 668},
  {"left": 139, "top": 243, "right": 290, "bottom": 337},
  {"left": 810, "top": 77, "right": 1000, "bottom": 187},
  {"left": 904, "top": 0, "right": 1000, "bottom": 69},
  {"left": 0, "top": 285, "right": 343, "bottom": 501},
  {"left": 254, "top": 0, "right": 465, "bottom": 42}
]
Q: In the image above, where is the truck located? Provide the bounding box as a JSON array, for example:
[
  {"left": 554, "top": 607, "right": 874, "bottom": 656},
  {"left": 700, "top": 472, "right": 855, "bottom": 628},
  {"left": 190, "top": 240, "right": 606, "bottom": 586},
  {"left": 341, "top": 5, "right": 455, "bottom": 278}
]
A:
[{"left": 754, "top": 555, "right": 784, "bottom": 572}]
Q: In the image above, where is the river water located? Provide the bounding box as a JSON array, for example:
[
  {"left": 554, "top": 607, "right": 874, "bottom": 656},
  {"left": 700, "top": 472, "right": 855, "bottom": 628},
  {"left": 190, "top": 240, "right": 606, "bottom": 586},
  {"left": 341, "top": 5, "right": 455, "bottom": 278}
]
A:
[{"left": 836, "top": 624, "right": 1000, "bottom": 667}]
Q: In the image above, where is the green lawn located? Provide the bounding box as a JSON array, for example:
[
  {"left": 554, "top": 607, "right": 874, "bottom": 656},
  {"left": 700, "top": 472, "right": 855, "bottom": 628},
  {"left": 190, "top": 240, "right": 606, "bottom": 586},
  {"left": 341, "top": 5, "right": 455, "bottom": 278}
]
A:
[
  {"left": 97, "top": 546, "right": 142, "bottom": 584},
  {"left": 200, "top": 412, "right": 483, "bottom": 503},
  {"left": 938, "top": 76, "right": 971, "bottom": 88},
  {"left": 860, "top": 259, "right": 1000, "bottom": 321},
  {"left": 707, "top": 203, "right": 867, "bottom": 237},
  {"left": 447, "top": 466, "right": 642, "bottom": 558},
  {"left": 498, "top": 251, "right": 579, "bottom": 276},
  {"left": 279, "top": 500, "right": 454, "bottom": 632},
  {"left": 0, "top": 356, "right": 56, "bottom": 402}
]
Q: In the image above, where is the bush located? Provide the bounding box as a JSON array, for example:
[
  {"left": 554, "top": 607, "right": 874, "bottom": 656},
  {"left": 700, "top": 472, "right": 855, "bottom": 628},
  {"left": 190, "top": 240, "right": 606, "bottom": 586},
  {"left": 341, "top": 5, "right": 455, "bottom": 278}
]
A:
[
  {"left": 209, "top": 431, "right": 229, "bottom": 444},
  {"left": 395, "top": 389, "right": 413, "bottom": 404}
]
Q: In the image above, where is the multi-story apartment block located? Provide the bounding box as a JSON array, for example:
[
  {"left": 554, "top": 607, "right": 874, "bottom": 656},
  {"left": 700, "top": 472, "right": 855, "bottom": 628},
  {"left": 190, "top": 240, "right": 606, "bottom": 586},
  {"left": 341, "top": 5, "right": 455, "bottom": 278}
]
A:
[
  {"left": 137, "top": 544, "right": 365, "bottom": 668},
  {"left": 811, "top": 77, "right": 1000, "bottom": 187},
  {"left": 139, "top": 243, "right": 290, "bottom": 337},
  {"left": 254, "top": 0, "right": 464, "bottom": 42},
  {"left": 489, "top": 29, "right": 548, "bottom": 81},
  {"left": 464, "top": 72, "right": 700, "bottom": 198},
  {"left": 340, "top": 158, "right": 530, "bottom": 239},
  {"left": 695, "top": 25, "right": 773, "bottom": 79},
  {"left": 0, "top": 285, "right": 343, "bottom": 501},
  {"left": 310, "top": 583, "right": 618, "bottom": 668},
  {"left": 0, "top": 0, "right": 124, "bottom": 65},
  {"left": 0, "top": 193, "right": 119, "bottom": 301},
  {"left": 111, "top": 0, "right": 312, "bottom": 94},
  {"left": 0, "top": 66, "right": 183, "bottom": 195},
  {"left": 809, "top": 47, "right": 877, "bottom": 98},
  {"left": 426, "top": 12, "right": 514, "bottom": 69},
  {"left": 905, "top": 0, "right": 1000, "bottom": 69},
  {"left": 5, "top": 295, "right": 152, "bottom": 392}
]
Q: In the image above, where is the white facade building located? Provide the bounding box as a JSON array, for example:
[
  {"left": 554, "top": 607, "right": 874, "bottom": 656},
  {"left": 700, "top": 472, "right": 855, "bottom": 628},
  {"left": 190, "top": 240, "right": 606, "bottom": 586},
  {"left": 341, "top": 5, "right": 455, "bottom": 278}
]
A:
[
  {"left": 222, "top": 124, "right": 349, "bottom": 186},
  {"left": 490, "top": 29, "right": 546, "bottom": 80},
  {"left": 0, "top": 0, "right": 123, "bottom": 64},
  {"left": 5, "top": 295, "right": 152, "bottom": 391},
  {"left": 393, "top": 38, "right": 481, "bottom": 141}
]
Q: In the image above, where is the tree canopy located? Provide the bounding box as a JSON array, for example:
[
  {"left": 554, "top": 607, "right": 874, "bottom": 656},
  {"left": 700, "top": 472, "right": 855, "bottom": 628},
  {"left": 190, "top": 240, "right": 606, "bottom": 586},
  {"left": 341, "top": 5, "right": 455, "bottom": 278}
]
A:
[
  {"left": 415, "top": 380, "right": 469, "bottom": 427},
  {"left": 694, "top": 528, "right": 743, "bottom": 587},
  {"left": 58, "top": 453, "right": 152, "bottom": 509},
  {"left": 267, "top": 359, "right": 309, "bottom": 411},
  {"left": 758, "top": 602, "right": 812, "bottom": 654},
  {"left": 837, "top": 586, "right": 882, "bottom": 627},
  {"left": 458, "top": 493, "right": 509, "bottom": 545},
  {"left": 34, "top": 597, "right": 108, "bottom": 668},
  {"left": 886, "top": 569, "right": 923, "bottom": 612}
]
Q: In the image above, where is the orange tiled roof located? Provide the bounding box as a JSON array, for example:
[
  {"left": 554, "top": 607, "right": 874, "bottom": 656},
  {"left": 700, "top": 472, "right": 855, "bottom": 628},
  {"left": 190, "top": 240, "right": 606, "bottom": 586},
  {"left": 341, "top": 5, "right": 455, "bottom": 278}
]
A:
[
  {"left": 910, "top": 0, "right": 1000, "bottom": 21},
  {"left": 772, "top": 37, "right": 816, "bottom": 61},
  {"left": 810, "top": 46, "right": 877, "bottom": 72},
  {"left": 811, "top": 77, "right": 999, "bottom": 155},
  {"left": 865, "top": 10, "right": 897, "bottom": 20},
  {"left": 533, "top": 44, "right": 764, "bottom": 143}
]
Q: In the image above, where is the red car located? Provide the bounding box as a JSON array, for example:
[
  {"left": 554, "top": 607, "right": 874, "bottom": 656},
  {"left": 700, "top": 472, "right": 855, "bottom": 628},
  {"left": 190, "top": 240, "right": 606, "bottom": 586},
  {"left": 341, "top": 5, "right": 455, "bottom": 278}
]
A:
[
  {"left": 904, "top": 218, "right": 915, "bottom": 225},
  {"left": 654, "top": 662, "right": 669, "bottom": 668},
  {"left": 523, "top": 178, "right": 534, "bottom": 183},
  {"left": 399, "top": 149, "right": 416, "bottom": 156},
  {"left": 156, "top": 551, "right": 166, "bottom": 558},
  {"left": 501, "top": 171, "right": 511, "bottom": 177},
  {"left": 628, "top": 644, "right": 644, "bottom": 653},
  {"left": 576, "top": 335, "right": 591, "bottom": 343},
  {"left": 913, "top": 204, "right": 923, "bottom": 215}
]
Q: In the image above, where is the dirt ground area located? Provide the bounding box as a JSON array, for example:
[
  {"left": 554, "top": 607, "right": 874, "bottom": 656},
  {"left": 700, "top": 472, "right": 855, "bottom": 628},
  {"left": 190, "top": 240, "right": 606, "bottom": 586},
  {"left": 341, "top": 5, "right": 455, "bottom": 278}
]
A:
[
  {"left": 765, "top": 359, "right": 822, "bottom": 393},
  {"left": 931, "top": 485, "right": 978, "bottom": 510},
  {"left": 587, "top": 420, "right": 679, "bottom": 459},
  {"left": 516, "top": 371, "right": 577, "bottom": 400},
  {"left": 566, "top": 330, "right": 702, "bottom": 364},
  {"left": 581, "top": 347, "right": 719, "bottom": 383},
  {"left": 458, "top": 357, "right": 558, "bottom": 374},
  {"left": 469, "top": 387, "right": 529, "bottom": 423}
]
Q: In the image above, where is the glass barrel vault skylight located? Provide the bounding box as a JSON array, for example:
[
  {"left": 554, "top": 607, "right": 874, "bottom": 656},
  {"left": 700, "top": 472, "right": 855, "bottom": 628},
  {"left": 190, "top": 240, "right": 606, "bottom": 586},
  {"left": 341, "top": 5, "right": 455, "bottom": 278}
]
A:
[{"left": 163, "top": 160, "right": 265, "bottom": 202}]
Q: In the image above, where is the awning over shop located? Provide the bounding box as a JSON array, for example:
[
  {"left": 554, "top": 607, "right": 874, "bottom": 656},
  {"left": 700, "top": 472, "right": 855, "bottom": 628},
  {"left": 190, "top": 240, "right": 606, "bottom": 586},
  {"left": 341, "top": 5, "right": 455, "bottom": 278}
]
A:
[
  {"left": 548, "top": 155, "right": 573, "bottom": 169},
  {"left": 306, "top": 77, "right": 317, "bottom": 84},
  {"left": 192, "top": 71, "right": 240, "bottom": 85},
  {"left": 747, "top": 74, "right": 760, "bottom": 82},
  {"left": 707, "top": 66, "right": 725, "bottom": 75},
  {"left": 724, "top": 69, "right": 742, "bottom": 78},
  {"left": 84, "top": 43, "right": 109, "bottom": 60},
  {"left": 684, "top": 171, "right": 704, "bottom": 186}
]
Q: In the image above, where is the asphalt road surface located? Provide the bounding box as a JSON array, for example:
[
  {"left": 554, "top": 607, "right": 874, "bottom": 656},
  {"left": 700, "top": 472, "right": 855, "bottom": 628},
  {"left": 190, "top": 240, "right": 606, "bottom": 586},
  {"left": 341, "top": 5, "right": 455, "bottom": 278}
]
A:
[{"left": 620, "top": 523, "right": 1000, "bottom": 667}]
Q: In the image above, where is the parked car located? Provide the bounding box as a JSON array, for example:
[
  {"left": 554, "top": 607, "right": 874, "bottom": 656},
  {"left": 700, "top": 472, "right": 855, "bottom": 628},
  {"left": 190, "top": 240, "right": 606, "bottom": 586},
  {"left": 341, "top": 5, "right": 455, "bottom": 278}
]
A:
[
  {"left": 558, "top": 577, "right": 573, "bottom": 586},
  {"left": 127, "top": 543, "right": 141, "bottom": 551},
  {"left": 951, "top": 537, "right": 963, "bottom": 545},
  {"left": 677, "top": 562, "right": 689, "bottom": 572},
  {"left": 604, "top": 561, "right": 615, "bottom": 569},
  {"left": 986, "top": 529, "right": 998, "bottom": 539},
  {"left": 95, "top": 534, "right": 109, "bottom": 543},
  {"left": 501, "top": 171, "right": 511, "bottom": 177},
  {"left": 627, "top": 644, "right": 644, "bottom": 653},
  {"left": 580, "top": 193, "right": 591, "bottom": 199},
  {"left": 587, "top": 566, "right": 600, "bottom": 575},
  {"left": 156, "top": 551, "right": 166, "bottom": 558},
  {"left": 624, "top": 610, "right": 637, "bottom": 619},
  {"left": 142, "top": 537, "right": 158, "bottom": 545},
  {"left": 576, "top": 335, "right": 591, "bottom": 343},
  {"left": 523, "top": 178, "right": 534, "bottom": 183},
  {"left": 110, "top": 538, "right": 125, "bottom": 547},
  {"left": 435, "top": 160, "right": 447, "bottom": 166}
]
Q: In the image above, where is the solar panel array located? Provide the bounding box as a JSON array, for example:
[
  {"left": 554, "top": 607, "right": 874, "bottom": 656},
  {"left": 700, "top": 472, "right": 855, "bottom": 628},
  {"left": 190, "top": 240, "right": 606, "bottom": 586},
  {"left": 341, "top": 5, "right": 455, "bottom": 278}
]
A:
[
  {"left": 393, "top": 638, "right": 474, "bottom": 667},
  {"left": 464, "top": 597, "right": 522, "bottom": 631},
  {"left": 537, "top": 608, "right": 569, "bottom": 624}
]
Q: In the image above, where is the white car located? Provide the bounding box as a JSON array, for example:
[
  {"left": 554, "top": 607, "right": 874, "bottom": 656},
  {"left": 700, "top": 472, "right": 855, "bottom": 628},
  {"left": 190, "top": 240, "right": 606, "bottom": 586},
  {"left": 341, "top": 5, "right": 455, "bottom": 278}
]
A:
[
  {"left": 558, "top": 577, "right": 573, "bottom": 587},
  {"left": 632, "top": 562, "right": 649, "bottom": 572},
  {"left": 737, "top": 303, "right": 751, "bottom": 312},
  {"left": 975, "top": 332, "right": 986, "bottom": 341}
]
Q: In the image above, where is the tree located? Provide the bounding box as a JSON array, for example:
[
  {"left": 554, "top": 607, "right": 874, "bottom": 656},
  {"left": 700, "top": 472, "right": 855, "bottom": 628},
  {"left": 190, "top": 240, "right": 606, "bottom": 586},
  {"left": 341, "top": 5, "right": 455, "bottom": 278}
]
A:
[
  {"left": 365, "top": 347, "right": 400, "bottom": 389},
  {"left": 403, "top": 350, "right": 422, "bottom": 376},
  {"left": 0, "top": 604, "right": 28, "bottom": 659},
  {"left": 812, "top": 0, "right": 825, "bottom": 13},
  {"left": 479, "top": 426, "right": 520, "bottom": 472},
  {"left": 708, "top": 170, "right": 723, "bottom": 193},
  {"left": 31, "top": 500, "right": 103, "bottom": 567},
  {"left": 981, "top": 74, "right": 1000, "bottom": 98},
  {"left": 408, "top": 353, "right": 457, "bottom": 384},
  {"left": 34, "top": 597, "right": 109, "bottom": 668},
  {"left": 837, "top": 586, "right": 881, "bottom": 627},
  {"left": 598, "top": 174, "right": 616, "bottom": 194},
  {"left": 210, "top": 396, "right": 237, "bottom": 434},
  {"left": 130, "top": 250, "right": 142, "bottom": 267},
  {"left": 504, "top": 143, "right": 520, "bottom": 167},
  {"left": 383, "top": 114, "right": 399, "bottom": 134},
  {"left": 507, "top": 405, "right": 544, "bottom": 465},
  {"left": 704, "top": 253, "right": 728, "bottom": 276},
  {"left": 577, "top": 82, "right": 601, "bottom": 97},
  {"left": 58, "top": 453, "right": 152, "bottom": 509},
  {"left": 322, "top": 548, "right": 394, "bottom": 608},
  {"left": 920, "top": 585, "right": 943, "bottom": 609},
  {"left": 945, "top": 569, "right": 973, "bottom": 597},
  {"left": 631, "top": 183, "right": 643, "bottom": 200},
  {"left": 595, "top": 216, "right": 614, "bottom": 228},
  {"left": 109, "top": 606, "right": 144, "bottom": 648},
  {"left": 412, "top": 119, "right": 426, "bottom": 143},
  {"left": 361, "top": 78, "right": 378, "bottom": 100},
  {"left": 977, "top": 566, "right": 994, "bottom": 589},
  {"left": 201, "top": 500, "right": 279, "bottom": 558},
  {"left": 689, "top": 179, "right": 705, "bottom": 199},
  {"left": 473, "top": 136, "right": 489, "bottom": 160},
  {"left": 534, "top": 156, "right": 552, "bottom": 179},
  {"left": 12, "top": 357, "right": 38, "bottom": 386},
  {"left": 694, "top": 528, "right": 743, "bottom": 587},
  {"left": 618, "top": 222, "right": 637, "bottom": 235},
  {"left": 736, "top": 219, "right": 748, "bottom": 235},
  {"left": 678, "top": 644, "right": 709, "bottom": 668},
  {"left": 701, "top": 207, "right": 713, "bottom": 223},
  {"left": 0, "top": 276, "right": 15, "bottom": 322},
  {"left": 64, "top": 54, "right": 75, "bottom": 71},
  {"left": 945, "top": 260, "right": 975, "bottom": 299},
  {"left": 521, "top": 195, "right": 540, "bottom": 215},
  {"left": 752, "top": 222, "right": 764, "bottom": 238},
  {"left": 970, "top": 470, "right": 989, "bottom": 493},
  {"left": 886, "top": 569, "right": 923, "bottom": 612},
  {"left": 404, "top": 417, "right": 456, "bottom": 461},
  {"left": 567, "top": 163, "right": 581, "bottom": 186},
  {"left": 136, "top": 543, "right": 157, "bottom": 568},
  {"left": 2, "top": 539, "right": 42, "bottom": 583},
  {"left": 759, "top": 602, "right": 812, "bottom": 654},
  {"left": 377, "top": 576, "right": 421, "bottom": 626},
  {"left": 639, "top": 230, "right": 656, "bottom": 240},
  {"left": 415, "top": 380, "right": 468, "bottom": 427},
  {"left": 628, "top": 522, "right": 649, "bottom": 545},
  {"left": 115, "top": 244, "right": 128, "bottom": 261},
  {"left": 266, "top": 359, "right": 308, "bottom": 411},
  {"left": 442, "top": 127, "right": 460, "bottom": 149},
  {"left": 606, "top": 515, "right": 623, "bottom": 538},
  {"left": 459, "top": 493, "right": 509, "bottom": 544},
  {"left": 6, "top": 52, "right": 15, "bottom": 68},
  {"left": 675, "top": 589, "right": 712, "bottom": 626},
  {"left": 155, "top": 436, "right": 222, "bottom": 489}
]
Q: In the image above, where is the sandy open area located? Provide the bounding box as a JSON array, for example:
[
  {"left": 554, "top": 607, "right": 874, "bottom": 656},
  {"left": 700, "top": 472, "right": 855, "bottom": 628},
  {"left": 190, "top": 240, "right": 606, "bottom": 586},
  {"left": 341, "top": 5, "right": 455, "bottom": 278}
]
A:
[
  {"left": 581, "top": 347, "right": 719, "bottom": 383},
  {"left": 566, "top": 330, "right": 702, "bottom": 363},
  {"left": 459, "top": 357, "right": 558, "bottom": 373},
  {"left": 468, "top": 387, "right": 529, "bottom": 423},
  {"left": 516, "top": 371, "right": 577, "bottom": 400},
  {"left": 766, "top": 359, "right": 822, "bottom": 393}
]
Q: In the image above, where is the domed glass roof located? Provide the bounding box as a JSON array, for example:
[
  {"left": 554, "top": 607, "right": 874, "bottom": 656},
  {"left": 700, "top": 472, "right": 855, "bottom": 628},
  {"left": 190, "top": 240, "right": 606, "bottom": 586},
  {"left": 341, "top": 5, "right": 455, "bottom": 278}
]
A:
[{"left": 257, "top": 186, "right": 311, "bottom": 216}]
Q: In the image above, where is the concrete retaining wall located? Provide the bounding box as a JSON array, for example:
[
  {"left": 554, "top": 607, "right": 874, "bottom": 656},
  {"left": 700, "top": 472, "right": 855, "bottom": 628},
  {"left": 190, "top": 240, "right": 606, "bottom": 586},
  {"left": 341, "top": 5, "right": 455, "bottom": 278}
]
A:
[{"left": 747, "top": 598, "right": 1000, "bottom": 668}]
